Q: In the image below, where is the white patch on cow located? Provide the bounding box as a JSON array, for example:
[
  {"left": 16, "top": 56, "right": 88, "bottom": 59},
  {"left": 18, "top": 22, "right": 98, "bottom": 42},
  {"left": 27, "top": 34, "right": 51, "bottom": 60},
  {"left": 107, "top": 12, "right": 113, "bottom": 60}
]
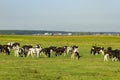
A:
[
  {"left": 73, "top": 48, "right": 78, "bottom": 53},
  {"left": 99, "top": 50, "right": 104, "bottom": 55},
  {"left": 92, "top": 48, "right": 94, "bottom": 50}
]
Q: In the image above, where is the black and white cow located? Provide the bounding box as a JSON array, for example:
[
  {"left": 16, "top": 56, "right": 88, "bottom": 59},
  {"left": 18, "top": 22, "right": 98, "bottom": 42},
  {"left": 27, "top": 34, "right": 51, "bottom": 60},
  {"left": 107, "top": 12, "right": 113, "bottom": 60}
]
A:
[
  {"left": 13, "top": 45, "right": 24, "bottom": 57},
  {"left": 54, "top": 46, "right": 67, "bottom": 56},
  {"left": 48, "top": 46, "right": 57, "bottom": 56},
  {"left": 66, "top": 46, "right": 74, "bottom": 55},
  {"left": 90, "top": 46, "right": 104, "bottom": 55},
  {"left": 104, "top": 47, "right": 120, "bottom": 61},
  {"left": 27, "top": 45, "right": 42, "bottom": 58},
  {"left": 71, "top": 45, "right": 80, "bottom": 60},
  {"left": 3, "top": 45, "right": 11, "bottom": 55},
  {"left": 40, "top": 47, "right": 51, "bottom": 57},
  {"left": 0, "top": 44, "right": 10, "bottom": 55},
  {"left": 22, "top": 45, "right": 33, "bottom": 57}
]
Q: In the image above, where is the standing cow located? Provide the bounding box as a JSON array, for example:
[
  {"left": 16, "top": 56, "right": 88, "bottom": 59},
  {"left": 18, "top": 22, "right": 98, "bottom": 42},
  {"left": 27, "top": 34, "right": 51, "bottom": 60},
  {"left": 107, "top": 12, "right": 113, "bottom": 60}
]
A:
[
  {"left": 27, "top": 46, "right": 42, "bottom": 58},
  {"left": 0, "top": 44, "right": 11, "bottom": 55},
  {"left": 71, "top": 46, "right": 80, "bottom": 60},
  {"left": 90, "top": 46, "right": 104, "bottom": 55},
  {"left": 22, "top": 45, "right": 33, "bottom": 57},
  {"left": 104, "top": 47, "right": 120, "bottom": 61}
]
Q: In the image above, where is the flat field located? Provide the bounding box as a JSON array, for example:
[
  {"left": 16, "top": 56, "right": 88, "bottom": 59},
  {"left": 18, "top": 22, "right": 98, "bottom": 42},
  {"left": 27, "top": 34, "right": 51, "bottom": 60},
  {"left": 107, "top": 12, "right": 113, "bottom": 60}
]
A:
[{"left": 0, "top": 35, "right": 120, "bottom": 80}]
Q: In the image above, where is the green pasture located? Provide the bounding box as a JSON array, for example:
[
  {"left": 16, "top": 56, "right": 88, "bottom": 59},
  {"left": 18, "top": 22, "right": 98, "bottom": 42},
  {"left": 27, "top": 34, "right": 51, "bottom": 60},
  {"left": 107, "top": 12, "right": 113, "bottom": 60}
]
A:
[{"left": 0, "top": 35, "right": 120, "bottom": 80}]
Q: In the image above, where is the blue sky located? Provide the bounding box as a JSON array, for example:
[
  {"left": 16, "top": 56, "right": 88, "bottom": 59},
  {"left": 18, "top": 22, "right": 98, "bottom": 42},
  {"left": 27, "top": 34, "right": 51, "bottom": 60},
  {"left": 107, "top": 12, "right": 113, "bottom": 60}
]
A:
[{"left": 0, "top": 0, "right": 120, "bottom": 32}]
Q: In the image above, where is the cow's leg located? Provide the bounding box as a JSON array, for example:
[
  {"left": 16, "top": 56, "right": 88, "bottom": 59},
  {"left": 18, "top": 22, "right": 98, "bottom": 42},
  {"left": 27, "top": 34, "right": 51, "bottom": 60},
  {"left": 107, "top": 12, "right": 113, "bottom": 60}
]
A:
[
  {"left": 64, "top": 52, "right": 67, "bottom": 56},
  {"left": 6, "top": 50, "right": 10, "bottom": 55},
  {"left": 24, "top": 52, "right": 28, "bottom": 57},
  {"left": 104, "top": 54, "right": 109, "bottom": 61},
  {"left": 90, "top": 50, "right": 93, "bottom": 54},
  {"left": 48, "top": 52, "right": 50, "bottom": 57},
  {"left": 100, "top": 50, "right": 104, "bottom": 56},
  {"left": 112, "top": 57, "right": 116, "bottom": 62},
  {"left": 36, "top": 52, "right": 40, "bottom": 58},
  {"left": 55, "top": 53, "right": 57, "bottom": 56},
  {"left": 31, "top": 52, "right": 34, "bottom": 58},
  {"left": 27, "top": 51, "right": 31, "bottom": 57},
  {"left": 93, "top": 51, "right": 96, "bottom": 55},
  {"left": 115, "top": 57, "right": 118, "bottom": 61},
  {"left": 16, "top": 50, "right": 19, "bottom": 57},
  {"left": 71, "top": 53, "right": 74, "bottom": 60},
  {"left": 14, "top": 50, "right": 19, "bottom": 57}
]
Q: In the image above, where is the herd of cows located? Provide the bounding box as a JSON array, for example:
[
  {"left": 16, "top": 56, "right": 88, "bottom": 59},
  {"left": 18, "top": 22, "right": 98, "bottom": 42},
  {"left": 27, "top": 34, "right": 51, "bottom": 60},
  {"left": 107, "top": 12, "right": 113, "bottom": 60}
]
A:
[
  {"left": 91, "top": 46, "right": 120, "bottom": 61},
  {"left": 0, "top": 42, "right": 80, "bottom": 60},
  {"left": 0, "top": 42, "right": 120, "bottom": 62}
]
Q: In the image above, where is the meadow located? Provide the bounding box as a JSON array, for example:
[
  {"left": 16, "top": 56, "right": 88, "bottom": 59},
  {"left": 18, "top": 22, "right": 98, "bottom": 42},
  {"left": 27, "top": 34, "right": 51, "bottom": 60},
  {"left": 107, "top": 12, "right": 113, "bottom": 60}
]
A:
[{"left": 0, "top": 35, "right": 120, "bottom": 80}]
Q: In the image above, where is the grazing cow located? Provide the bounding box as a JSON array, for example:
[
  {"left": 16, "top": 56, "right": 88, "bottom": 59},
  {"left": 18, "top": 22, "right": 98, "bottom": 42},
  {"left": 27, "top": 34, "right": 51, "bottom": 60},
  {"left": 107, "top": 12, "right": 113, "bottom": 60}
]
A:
[
  {"left": 48, "top": 46, "right": 57, "bottom": 56},
  {"left": 13, "top": 45, "right": 24, "bottom": 57},
  {"left": 104, "top": 47, "right": 120, "bottom": 61},
  {"left": 2, "top": 45, "right": 11, "bottom": 55},
  {"left": 90, "top": 46, "right": 104, "bottom": 55},
  {"left": 40, "top": 47, "right": 52, "bottom": 57},
  {"left": 22, "top": 45, "right": 33, "bottom": 57},
  {"left": 49, "top": 46, "right": 57, "bottom": 52},
  {"left": 71, "top": 46, "right": 80, "bottom": 60},
  {"left": 109, "top": 49, "right": 120, "bottom": 61},
  {"left": 114, "top": 49, "right": 120, "bottom": 61},
  {"left": 27, "top": 46, "right": 42, "bottom": 58},
  {"left": 0, "top": 44, "right": 11, "bottom": 55},
  {"left": 66, "top": 46, "right": 74, "bottom": 55},
  {"left": 54, "top": 46, "right": 67, "bottom": 56},
  {"left": 60, "top": 46, "right": 75, "bottom": 56}
]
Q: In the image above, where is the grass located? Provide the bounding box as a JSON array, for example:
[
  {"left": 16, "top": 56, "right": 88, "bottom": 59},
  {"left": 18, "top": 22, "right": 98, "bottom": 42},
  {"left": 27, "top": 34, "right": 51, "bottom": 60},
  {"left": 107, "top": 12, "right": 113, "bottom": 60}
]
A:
[{"left": 0, "top": 35, "right": 120, "bottom": 80}]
